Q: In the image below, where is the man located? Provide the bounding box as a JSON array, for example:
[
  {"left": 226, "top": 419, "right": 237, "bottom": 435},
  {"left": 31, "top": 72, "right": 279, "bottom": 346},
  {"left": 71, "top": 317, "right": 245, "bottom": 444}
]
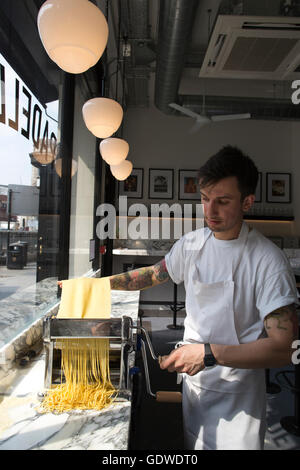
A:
[{"left": 109, "top": 146, "right": 299, "bottom": 450}]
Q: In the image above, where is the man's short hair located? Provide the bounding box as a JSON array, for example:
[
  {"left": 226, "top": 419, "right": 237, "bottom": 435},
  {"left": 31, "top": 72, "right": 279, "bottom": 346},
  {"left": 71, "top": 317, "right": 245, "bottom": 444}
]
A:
[{"left": 198, "top": 146, "right": 258, "bottom": 200}]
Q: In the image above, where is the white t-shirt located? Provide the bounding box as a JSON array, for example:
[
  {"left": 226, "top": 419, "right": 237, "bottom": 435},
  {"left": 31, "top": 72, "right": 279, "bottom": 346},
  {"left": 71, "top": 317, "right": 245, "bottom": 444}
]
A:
[{"left": 165, "top": 222, "right": 298, "bottom": 345}]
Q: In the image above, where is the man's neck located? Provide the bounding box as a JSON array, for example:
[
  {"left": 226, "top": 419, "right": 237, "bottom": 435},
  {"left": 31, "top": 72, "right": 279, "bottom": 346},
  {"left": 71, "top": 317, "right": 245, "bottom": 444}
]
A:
[{"left": 213, "top": 220, "right": 243, "bottom": 241}]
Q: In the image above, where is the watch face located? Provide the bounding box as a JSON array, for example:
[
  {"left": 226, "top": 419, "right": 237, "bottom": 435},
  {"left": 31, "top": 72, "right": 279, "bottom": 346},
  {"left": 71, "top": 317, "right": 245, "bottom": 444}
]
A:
[
  {"left": 204, "top": 355, "right": 216, "bottom": 367},
  {"left": 204, "top": 344, "right": 216, "bottom": 367}
]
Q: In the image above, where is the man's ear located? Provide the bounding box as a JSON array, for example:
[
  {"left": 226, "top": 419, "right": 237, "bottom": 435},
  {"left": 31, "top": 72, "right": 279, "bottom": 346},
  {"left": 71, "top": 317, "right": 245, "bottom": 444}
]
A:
[{"left": 242, "top": 194, "right": 255, "bottom": 212}]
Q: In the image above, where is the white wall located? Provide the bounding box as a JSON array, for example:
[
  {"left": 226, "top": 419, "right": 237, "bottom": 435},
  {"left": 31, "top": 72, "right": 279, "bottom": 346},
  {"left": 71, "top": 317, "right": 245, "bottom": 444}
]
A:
[
  {"left": 120, "top": 105, "right": 297, "bottom": 237},
  {"left": 110, "top": 107, "right": 300, "bottom": 307}
]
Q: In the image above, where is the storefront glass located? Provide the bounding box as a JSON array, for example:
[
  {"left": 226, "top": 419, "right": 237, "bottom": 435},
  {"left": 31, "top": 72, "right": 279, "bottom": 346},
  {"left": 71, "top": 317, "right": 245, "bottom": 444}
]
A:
[{"left": 0, "top": 2, "right": 61, "bottom": 348}]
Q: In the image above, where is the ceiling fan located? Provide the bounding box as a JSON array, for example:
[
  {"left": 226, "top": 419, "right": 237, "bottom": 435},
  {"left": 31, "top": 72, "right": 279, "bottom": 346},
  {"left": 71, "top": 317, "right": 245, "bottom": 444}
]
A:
[{"left": 169, "top": 101, "right": 251, "bottom": 133}]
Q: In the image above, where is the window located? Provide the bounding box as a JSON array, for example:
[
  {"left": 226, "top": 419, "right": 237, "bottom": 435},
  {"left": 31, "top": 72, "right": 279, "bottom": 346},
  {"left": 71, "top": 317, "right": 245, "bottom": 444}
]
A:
[{"left": 0, "top": 2, "right": 61, "bottom": 347}]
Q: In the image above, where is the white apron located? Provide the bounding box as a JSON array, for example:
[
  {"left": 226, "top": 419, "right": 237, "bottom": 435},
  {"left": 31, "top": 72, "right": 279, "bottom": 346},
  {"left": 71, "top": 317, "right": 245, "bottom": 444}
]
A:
[{"left": 182, "top": 225, "right": 267, "bottom": 450}]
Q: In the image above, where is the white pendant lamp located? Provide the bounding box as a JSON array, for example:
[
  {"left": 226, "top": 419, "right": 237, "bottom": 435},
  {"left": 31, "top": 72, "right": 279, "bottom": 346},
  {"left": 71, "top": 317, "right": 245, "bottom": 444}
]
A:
[
  {"left": 110, "top": 160, "right": 133, "bottom": 181},
  {"left": 82, "top": 98, "right": 123, "bottom": 138},
  {"left": 37, "top": 0, "right": 109, "bottom": 74},
  {"left": 100, "top": 138, "right": 129, "bottom": 166}
]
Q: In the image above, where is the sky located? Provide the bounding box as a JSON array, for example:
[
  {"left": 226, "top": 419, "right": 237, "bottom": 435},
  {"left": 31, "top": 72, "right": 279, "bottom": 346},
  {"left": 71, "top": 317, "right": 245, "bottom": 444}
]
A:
[{"left": 0, "top": 53, "right": 58, "bottom": 187}]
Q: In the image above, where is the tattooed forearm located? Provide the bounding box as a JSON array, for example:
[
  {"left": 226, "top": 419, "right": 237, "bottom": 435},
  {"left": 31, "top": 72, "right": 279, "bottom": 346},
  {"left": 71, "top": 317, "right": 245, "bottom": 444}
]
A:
[
  {"left": 110, "top": 267, "right": 153, "bottom": 290},
  {"left": 264, "top": 304, "right": 299, "bottom": 340},
  {"left": 110, "top": 259, "right": 170, "bottom": 291}
]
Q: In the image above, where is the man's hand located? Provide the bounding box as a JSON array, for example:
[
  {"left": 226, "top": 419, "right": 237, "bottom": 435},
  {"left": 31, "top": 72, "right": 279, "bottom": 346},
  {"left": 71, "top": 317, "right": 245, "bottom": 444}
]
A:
[{"left": 159, "top": 344, "right": 205, "bottom": 376}]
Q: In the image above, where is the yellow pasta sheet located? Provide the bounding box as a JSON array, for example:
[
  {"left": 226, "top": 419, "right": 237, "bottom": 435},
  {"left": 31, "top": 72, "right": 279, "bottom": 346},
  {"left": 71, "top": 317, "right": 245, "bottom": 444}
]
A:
[{"left": 57, "top": 277, "right": 111, "bottom": 319}]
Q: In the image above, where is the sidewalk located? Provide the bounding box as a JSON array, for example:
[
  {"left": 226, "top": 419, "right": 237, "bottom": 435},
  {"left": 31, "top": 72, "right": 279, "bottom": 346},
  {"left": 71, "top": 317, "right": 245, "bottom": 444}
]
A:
[{"left": 0, "top": 263, "right": 36, "bottom": 301}]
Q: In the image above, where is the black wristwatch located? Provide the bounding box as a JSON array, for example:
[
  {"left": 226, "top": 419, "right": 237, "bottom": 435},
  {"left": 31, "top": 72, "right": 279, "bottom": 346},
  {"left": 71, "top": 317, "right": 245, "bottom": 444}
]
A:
[{"left": 204, "top": 343, "right": 217, "bottom": 368}]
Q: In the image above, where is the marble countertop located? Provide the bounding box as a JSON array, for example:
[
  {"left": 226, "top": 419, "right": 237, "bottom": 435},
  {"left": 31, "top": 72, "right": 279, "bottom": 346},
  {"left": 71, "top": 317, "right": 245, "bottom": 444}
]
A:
[
  {"left": 0, "top": 290, "right": 140, "bottom": 450},
  {"left": 0, "top": 276, "right": 59, "bottom": 349}
]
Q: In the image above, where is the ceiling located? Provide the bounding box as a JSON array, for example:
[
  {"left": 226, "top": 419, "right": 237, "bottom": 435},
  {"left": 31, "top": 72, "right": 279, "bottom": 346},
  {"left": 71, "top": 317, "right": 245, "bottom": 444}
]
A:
[
  {"left": 1, "top": 0, "right": 300, "bottom": 121},
  {"left": 106, "top": 0, "right": 300, "bottom": 121}
]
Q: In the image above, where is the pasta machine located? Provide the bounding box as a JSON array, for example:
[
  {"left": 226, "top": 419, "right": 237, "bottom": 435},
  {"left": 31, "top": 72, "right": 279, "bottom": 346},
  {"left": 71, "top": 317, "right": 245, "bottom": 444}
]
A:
[{"left": 43, "top": 314, "right": 182, "bottom": 403}]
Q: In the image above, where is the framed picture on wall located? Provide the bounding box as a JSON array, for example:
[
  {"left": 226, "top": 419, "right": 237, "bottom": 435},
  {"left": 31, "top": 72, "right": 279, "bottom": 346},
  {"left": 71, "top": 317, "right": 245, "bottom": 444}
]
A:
[
  {"left": 148, "top": 169, "right": 174, "bottom": 199},
  {"left": 254, "top": 172, "right": 262, "bottom": 203},
  {"left": 178, "top": 169, "right": 200, "bottom": 200},
  {"left": 266, "top": 173, "right": 291, "bottom": 203},
  {"left": 118, "top": 168, "right": 143, "bottom": 198}
]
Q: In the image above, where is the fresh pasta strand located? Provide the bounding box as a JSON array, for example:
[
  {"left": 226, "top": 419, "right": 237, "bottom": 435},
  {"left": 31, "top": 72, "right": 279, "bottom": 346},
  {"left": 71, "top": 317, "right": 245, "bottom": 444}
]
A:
[{"left": 41, "top": 338, "right": 116, "bottom": 413}]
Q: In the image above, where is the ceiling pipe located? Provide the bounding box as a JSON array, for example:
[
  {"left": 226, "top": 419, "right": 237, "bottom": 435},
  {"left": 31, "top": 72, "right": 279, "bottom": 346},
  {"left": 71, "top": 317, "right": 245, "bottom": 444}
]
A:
[
  {"left": 119, "top": 0, "right": 153, "bottom": 107},
  {"left": 154, "top": 0, "right": 200, "bottom": 114}
]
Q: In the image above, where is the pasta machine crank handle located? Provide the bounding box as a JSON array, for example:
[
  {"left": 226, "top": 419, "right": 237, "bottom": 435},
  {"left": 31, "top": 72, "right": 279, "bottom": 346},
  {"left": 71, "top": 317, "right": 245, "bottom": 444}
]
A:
[
  {"left": 140, "top": 338, "right": 156, "bottom": 398},
  {"left": 131, "top": 325, "right": 159, "bottom": 361},
  {"left": 139, "top": 337, "right": 182, "bottom": 404}
]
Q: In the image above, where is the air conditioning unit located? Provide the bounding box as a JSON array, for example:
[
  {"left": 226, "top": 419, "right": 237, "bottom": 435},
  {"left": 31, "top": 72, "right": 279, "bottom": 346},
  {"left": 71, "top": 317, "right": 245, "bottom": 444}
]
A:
[{"left": 199, "top": 15, "right": 300, "bottom": 80}]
